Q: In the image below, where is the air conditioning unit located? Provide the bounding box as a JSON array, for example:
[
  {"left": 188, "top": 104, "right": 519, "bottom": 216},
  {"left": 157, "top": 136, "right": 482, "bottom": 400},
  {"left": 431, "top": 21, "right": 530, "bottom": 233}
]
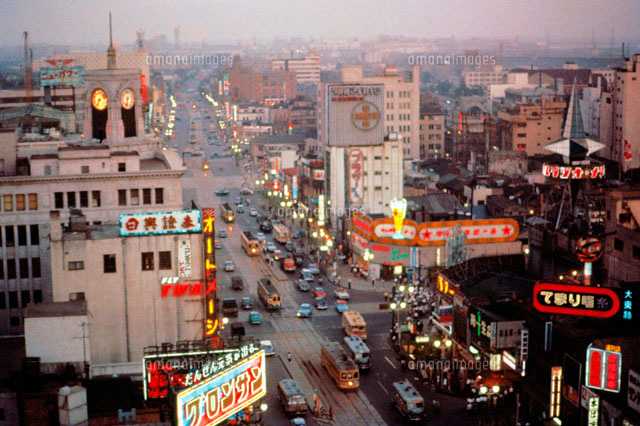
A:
[{"left": 117, "top": 409, "right": 136, "bottom": 423}]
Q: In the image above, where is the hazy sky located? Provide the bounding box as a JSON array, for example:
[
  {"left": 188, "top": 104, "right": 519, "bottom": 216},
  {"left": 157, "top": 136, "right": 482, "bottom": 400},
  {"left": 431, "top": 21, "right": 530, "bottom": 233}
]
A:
[{"left": 0, "top": 0, "right": 639, "bottom": 46}]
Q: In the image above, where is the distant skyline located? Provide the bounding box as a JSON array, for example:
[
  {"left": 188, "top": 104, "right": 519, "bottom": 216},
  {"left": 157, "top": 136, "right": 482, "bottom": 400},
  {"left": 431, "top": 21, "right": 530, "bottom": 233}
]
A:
[{"left": 1, "top": 0, "right": 639, "bottom": 47}]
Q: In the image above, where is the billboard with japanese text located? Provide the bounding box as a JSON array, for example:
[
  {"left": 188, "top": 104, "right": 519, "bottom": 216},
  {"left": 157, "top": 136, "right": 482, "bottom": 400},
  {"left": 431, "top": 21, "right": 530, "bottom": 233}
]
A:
[{"left": 119, "top": 210, "right": 202, "bottom": 237}]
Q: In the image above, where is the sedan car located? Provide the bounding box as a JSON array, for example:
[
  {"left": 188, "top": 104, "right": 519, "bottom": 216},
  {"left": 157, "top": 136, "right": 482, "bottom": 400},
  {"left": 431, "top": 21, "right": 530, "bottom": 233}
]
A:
[
  {"left": 296, "top": 280, "right": 311, "bottom": 292},
  {"left": 265, "top": 242, "right": 277, "bottom": 253},
  {"left": 248, "top": 311, "right": 263, "bottom": 325},
  {"left": 301, "top": 270, "right": 315, "bottom": 282},
  {"left": 260, "top": 221, "right": 273, "bottom": 233},
  {"left": 297, "top": 303, "right": 313, "bottom": 318},
  {"left": 306, "top": 264, "right": 320, "bottom": 275},
  {"left": 215, "top": 189, "right": 230, "bottom": 196},
  {"left": 234, "top": 197, "right": 242, "bottom": 205},
  {"left": 241, "top": 296, "right": 253, "bottom": 310},
  {"left": 335, "top": 289, "right": 350, "bottom": 300},
  {"left": 315, "top": 298, "right": 329, "bottom": 310},
  {"left": 335, "top": 300, "right": 350, "bottom": 314},
  {"left": 285, "top": 242, "right": 295, "bottom": 252},
  {"left": 260, "top": 340, "right": 275, "bottom": 357},
  {"left": 249, "top": 208, "right": 258, "bottom": 217},
  {"left": 256, "top": 232, "right": 266, "bottom": 243},
  {"left": 312, "top": 287, "right": 327, "bottom": 300},
  {"left": 273, "top": 249, "right": 283, "bottom": 261},
  {"left": 240, "top": 188, "right": 254, "bottom": 195},
  {"left": 290, "top": 418, "right": 306, "bottom": 426},
  {"left": 217, "top": 229, "right": 227, "bottom": 238},
  {"left": 223, "top": 260, "right": 235, "bottom": 272}
]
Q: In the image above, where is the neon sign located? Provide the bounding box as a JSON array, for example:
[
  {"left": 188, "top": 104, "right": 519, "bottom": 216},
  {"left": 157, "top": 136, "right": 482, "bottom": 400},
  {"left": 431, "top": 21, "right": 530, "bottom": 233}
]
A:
[
  {"left": 119, "top": 210, "right": 202, "bottom": 237},
  {"left": 176, "top": 350, "right": 266, "bottom": 426},
  {"left": 532, "top": 282, "right": 621, "bottom": 319},
  {"left": 436, "top": 274, "right": 456, "bottom": 296},
  {"left": 389, "top": 198, "right": 407, "bottom": 239},
  {"left": 585, "top": 345, "right": 621, "bottom": 393},
  {"left": 542, "top": 163, "right": 605, "bottom": 179},
  {"left": 160, "top": 277, "right": 216, "bottom": 298},
  {"left": 575, "top": 237, "right": 603, "bottom": 263},
  {"left": 202, "top": 208, "right": 219, "bottom": 346}
]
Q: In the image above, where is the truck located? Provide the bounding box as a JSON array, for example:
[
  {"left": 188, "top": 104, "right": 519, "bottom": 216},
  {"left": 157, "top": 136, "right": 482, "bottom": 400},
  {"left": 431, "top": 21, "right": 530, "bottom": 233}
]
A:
[
  {"left": 257, "top": 278, "right": 281, "bottom": 311},
  {"left": 273, "top": 224, "right": 291, "bottom": 244}
]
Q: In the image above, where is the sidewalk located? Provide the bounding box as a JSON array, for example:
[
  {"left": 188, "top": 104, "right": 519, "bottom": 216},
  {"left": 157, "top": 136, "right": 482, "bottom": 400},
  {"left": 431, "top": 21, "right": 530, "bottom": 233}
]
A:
[{"left": 329, "top": 261, "right": 395, "bottom": 294}]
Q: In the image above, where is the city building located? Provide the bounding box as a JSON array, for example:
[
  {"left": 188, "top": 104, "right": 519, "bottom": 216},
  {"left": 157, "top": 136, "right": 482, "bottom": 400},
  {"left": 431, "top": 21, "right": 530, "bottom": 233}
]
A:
[
  {"left": 229, "top": 56, "right": 297, "bottom": 103},
  {"left": 463, "top": 65, "right": 508, "bottom": 88},
  {"left": 610, "top": 54, "right": 640, "bottom": 172},
  {"left": 497, "top": 97, "right": 566, "bottom": 156},
  {"left": 250, "top": 134, "right": 306, "bottom": 173},
  {"left": 604, "top": 187, "right": 640, "bottom": 285},
  {"left": 271, "top": 53, "right": 321, "bottom": 85},
  {"left": 419, "top": 105, "right": 445, "bottom": 159}
]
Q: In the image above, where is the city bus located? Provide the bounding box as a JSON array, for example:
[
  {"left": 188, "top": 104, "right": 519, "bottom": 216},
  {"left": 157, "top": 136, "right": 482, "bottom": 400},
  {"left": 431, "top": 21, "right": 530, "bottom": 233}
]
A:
[
  {"left": 392, "top": 379, "right": 425, "bottom": 421},
  {"left": 343, "top": 336, "right": 371, "bottom": 371},
  {"left": 341, "top": 311, "right": 368, "bottom": 340},
  {"left": 257, "top": 278, "right": 281, "bottom": 311},
  {"left": 221, "top": 202, "right": 235, "bottom": 223},
  {"left": 273, "top": 223, "right": 291, "bottom": 244},
  {"left": 277, "top": 379, "right": 308, "bottom": 416},
  {"left": 320, "top": 341, "right": 359, "bottom": 391},
  {"left": 241, "top": 231, "right": 261, "bottom": 256}
]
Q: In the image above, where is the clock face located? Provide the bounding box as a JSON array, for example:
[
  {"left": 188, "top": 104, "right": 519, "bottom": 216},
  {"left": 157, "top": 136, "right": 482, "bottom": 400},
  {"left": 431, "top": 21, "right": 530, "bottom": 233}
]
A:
[
  {"left": 120, "top": 88, "right": 135, "bottom": 110},
  {"left": 91, "top": 88, "right": 108, "bottom": 111}
]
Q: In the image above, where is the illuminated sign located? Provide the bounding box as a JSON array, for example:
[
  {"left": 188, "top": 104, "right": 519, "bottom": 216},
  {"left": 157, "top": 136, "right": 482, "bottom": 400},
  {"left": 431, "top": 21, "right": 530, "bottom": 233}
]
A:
[
  {"left": 576, "top": 237, "right": 603, "bottom": 263},
  {"left": 629, "top": 369, "right": 640, "bottom": 414},
  {"left": 351, "top": 101, "right": 381, "bottom": 131},
  {"left": 178, "top": 240, "right": 193, "bottom": 278},
  {"left": 176, "top": 350, "right": 266, "bottom": 426},
  {"left": 542, "top": 163, "right": 606, "bottom": 179},
  {"left": 160, "top": 277, "right": 216, "bottom": 299},
  {"left": 119, "top": 210, "right": 202, "bottom": 237},
  {"left": 202, "top": 208, "right": 219, "bottom": 346},
  {"left": 436, "top": 274, "right": 456, "bottom": 296},
  {"left": 489, "top": 354, "right": 502, "bottom": 371},
  {"left": 550, "top": 366, "right": 562, "bottom": 418},
  {"left": 585, "top": 345, "right": 621, "bottom": 393},
  {"left": 469, "top": 310, "right": 493, "bottom": 342},
  {"left": 318, "top": 195, "right": 325, "bottom": 226},
  {"left": 622, "top": 289, "right": 634, "bottom": 321},
  {"left": 389, "top": 198, "right": 408, "bottom": 239},
  {"left": 502, "top": 350, "right": 517, "bottom": 370},
  {"left": 40, "top": 64, "right": 86, "bottom": 87},
  {"left": 588, "top": 396, "right": 599, "bottom": 426},
  {"left": 348, "top": 149, "right": 364, "bottom": 207},
  {"left": 532, "top": 282, "right": 621, "bottom": 319}
]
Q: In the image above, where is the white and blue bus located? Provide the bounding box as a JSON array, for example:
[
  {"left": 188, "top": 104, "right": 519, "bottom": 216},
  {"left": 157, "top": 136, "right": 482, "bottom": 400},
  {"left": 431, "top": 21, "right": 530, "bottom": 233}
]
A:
[{"left": 343, "top": 336, "right": 371, "bottom": 371}]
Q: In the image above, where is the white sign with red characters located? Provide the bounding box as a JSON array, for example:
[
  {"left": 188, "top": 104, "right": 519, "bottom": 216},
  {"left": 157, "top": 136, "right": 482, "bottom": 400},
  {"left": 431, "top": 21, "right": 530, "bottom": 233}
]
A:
[
  {"left": 542, "top": 163, "right": 605, "bottom": 179},
  {"left": 119, "top": 209, "right": 202, "bottom": 237}
]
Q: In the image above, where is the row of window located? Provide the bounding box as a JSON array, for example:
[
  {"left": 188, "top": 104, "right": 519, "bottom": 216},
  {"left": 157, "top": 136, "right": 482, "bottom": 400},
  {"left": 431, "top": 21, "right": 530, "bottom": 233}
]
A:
[
  {"left": 613, "top": 238, "right": 640, "bottom": 259},
  {"left": 118, "top": 188, "right": 164, "bottom": 206},
  {"left": 54, "top": 191, "right": 101, "bottom": 209},
  {"left": 0, "top": 225, "right": 40, "bottom": 247},
  {"left": 0, "top": 289, "right": 43, "bottom": 310},
  {"left": 0, "top": 257, "right": 41, "bottom": 280},
  {"left": 1, "top": 193, "right": 38, "bottom": 212},
  {"left": 71, "top": 251, "right": 173, "bottom": 273}
]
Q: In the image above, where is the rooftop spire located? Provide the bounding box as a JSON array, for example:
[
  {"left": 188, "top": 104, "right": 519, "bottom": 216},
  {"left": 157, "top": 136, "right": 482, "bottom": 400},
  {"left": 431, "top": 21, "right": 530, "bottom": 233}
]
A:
[
  {"left": 107, "top": 11, "right": 116, "bottom": 69},
  {"left": 562, "top": 80, "right": 585, "bottom": 140}
]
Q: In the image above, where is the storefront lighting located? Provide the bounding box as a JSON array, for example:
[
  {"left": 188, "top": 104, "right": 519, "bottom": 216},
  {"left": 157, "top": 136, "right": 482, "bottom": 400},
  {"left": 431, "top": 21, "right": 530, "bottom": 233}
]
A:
[
  {"left": 267, "top": 191, "right": 272, "bottom": 197},
  {"left": 445, "top": 339, "right": 453, "bottom": 348},
  {"left": 399, "top": 285, "right": 406, "bottom": 293},
  {"left": 222, "top": 317, "right": 229, "bottom": 325},
  {"left": 479, "top": 386, "right": 488, "bottom": 395},
  {"left": 400, "top": 302, "right": 407, "bottom": 309},
  {"left": 571, "top": 270, "right": 578, "bottom": 277},
  {"left": 327, "top": 240, "right": 333, "bottom": 248},
  {"left": 492, "top": 385, "right": 500, "bottom": 394},
  {"left": 280, "top": 201, "right": 285, "bottom": 207},
  {"left": 434, "top": 340, "right": 441, "bottom": 348},
  {"left": 407, "top": 286, "right": 415, "bottom": 294},
  {"left": 312, "top": 231, "right": 318, "bottom": 238},
  {"left": 390, "top": 302, "right": 398, "bottom": 310},
  {"left": 260, "top": 403, "right": 268, "bottom": 412}
]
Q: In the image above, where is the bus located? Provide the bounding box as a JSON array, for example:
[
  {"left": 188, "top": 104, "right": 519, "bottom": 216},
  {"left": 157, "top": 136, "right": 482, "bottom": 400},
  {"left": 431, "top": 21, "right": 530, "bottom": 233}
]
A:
[
  {"left": 273, "top": 223, "right": 291, "bottom": 244},
  {"left": 320, "top": 341, "right": 359, "bottom": 391},
  {"left": 341, "top": 311, "right": 367, "bottom": 340},
  {"left": 391, "top": 380, "right": 425, "bottom": 421},
  {"left": 257, "top": 278, "right": 281, "bottom": 311},
  {"left": 277, "top": 379, "right": 308, "bottom": 416},
  {"left": 221, "top": 203, "right": 235, "bottom": 223},
  {"left": 343, "top": 336, "right": 371, "bottom": 371},
  {"left": 241, "top": 231, "right": 261, "bottom": 256}
]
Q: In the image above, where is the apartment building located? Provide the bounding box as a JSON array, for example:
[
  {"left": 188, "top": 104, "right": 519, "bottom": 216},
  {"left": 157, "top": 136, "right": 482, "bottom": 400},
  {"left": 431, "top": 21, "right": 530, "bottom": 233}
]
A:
[
  {"left": 610, "top": 54, "right": 640, "bottom": 172},
  {"left": 272, "top": 53, "right": 321, "bottom": 85},
  {"left": 419, "top": 105, "right": 445, "bottom": 159},
  {"left": 464, "top": 66, "right": 508, "bottom": 88}
]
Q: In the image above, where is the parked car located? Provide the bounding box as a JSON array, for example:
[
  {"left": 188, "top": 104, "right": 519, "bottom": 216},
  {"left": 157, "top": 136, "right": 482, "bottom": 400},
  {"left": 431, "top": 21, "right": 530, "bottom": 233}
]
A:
[
  {"left": 231, "top": 276, "right": 244, "bottom": 291},
  {"left": 335, "top": 300, "right": 349, "bottom": 314},
  {"left": 223, "top": 260, "right": 235, "bottom": 272},
  {"left": 248, "top": 311, "right": 263, "bottom": 325},
  {"left": 315, "top": 298, "right": 328, "bottom": 310},
  {"left": 297, "top": 303, "right": 313, "bottom": 318},
  {"left": 241, "top": 296, "right": 253, "bottom": 310},
  {"left": 312, "top": 287, "right": 327, "bottom": 300},
  {"left": 296, "top": 280, "right": 311, "bottom": 292},
  {"left": 260, "top": 340, "right": 275, "bottom": 357}
]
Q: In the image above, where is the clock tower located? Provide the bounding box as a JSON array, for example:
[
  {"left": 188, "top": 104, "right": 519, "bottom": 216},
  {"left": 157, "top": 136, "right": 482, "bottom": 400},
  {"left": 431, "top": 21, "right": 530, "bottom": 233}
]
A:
[{"left": 83, "top": 12, "right": 144, "bottom": 143}]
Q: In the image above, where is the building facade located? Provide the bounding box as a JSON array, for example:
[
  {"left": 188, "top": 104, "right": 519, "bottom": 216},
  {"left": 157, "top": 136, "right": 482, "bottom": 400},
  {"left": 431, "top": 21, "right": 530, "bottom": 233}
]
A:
[
  {"left": 271, "top": 54, "right": 321, "bottom": 85},
  {"left": 610, "top": 54, "right": 640, "bottom": 172},
  {"left": 419, "top": 109, "right": 445, "bottom": 159}
]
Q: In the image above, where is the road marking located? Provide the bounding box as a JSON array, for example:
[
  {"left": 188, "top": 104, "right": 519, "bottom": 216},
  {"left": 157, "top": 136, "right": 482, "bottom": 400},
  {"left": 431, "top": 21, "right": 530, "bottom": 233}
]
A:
[
  {"left": 377, "top": 380, "right": 389, "bottom": 395},
  {"left": 384, "top": 356, "right": 397, "bottom": 370}
]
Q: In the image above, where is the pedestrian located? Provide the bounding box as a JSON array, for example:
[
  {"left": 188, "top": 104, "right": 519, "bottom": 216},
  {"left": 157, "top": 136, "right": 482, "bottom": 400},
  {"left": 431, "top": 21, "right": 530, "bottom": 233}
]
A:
[
  {"left": 371, "top": 279, "right": 375, "bottom": 288},
  {"left": 348, "top": 280, "right": 352, "bottom": 289},
  {"left": 287, "top": 352, "right": 293, "bottom": 362}
]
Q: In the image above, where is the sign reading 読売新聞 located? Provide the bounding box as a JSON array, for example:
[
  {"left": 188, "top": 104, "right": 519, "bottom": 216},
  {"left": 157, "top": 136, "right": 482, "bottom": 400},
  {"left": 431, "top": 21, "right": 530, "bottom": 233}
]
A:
[{"left": 119, "top": 210, "right": 202, "bottom": 237}]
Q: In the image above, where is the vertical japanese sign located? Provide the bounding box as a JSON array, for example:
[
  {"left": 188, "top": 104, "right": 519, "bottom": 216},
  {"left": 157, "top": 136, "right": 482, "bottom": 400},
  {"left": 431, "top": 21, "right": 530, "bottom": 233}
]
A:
[
  {"left": 178, "top": 240, "right": 193, "bottom": 278},
  {"left": 348, "top": 148, "right": 364, "bottom": 208},
  {"left": 202, "top": 208, "right": 219, "bottom": 348}
]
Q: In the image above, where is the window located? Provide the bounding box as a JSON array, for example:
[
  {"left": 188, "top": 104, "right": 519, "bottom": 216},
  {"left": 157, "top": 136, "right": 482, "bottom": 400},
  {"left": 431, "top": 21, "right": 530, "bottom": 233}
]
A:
[
  {"left": 5, "top": 226, "right": 14, "bottom": 247},
  {"left": 3, "top": 194, "right": 13, "bottom": 212},
  {"left": 614, "top": 238, "right": 624, "bottom": 252},
  {"left": 15, "top": 194, "right": 25, "bottom": 211},
  {"left": 118, "top": 189, "right": 127, "bottom": 206},
  {"left": 67, "top": 192, "right": 76, "bottom": 208},
  {"left": 21, "top": 290, "right": 30, "bottom": 307},
  {"left": 44, "top": 165, "right": 52, "bottom": 176},
  {"left": 19, "top": 258, "right": 29, "bottom": 278},
  {"left": 54, "top": 192, "right": 64, "bottom": 209},
  {"left": 142, "top": 252, "right": 154, "bottom": 271},
  {"left": 8, "top": 291, "right": 17, "bottom": 309},
  {"left": 0, "top": 261, "right": 3, "bottom": 279},
  {"left": 9, "top": 317, "right": 19, "bottom": 327},
  {"left": 68, "top": 261, "right": 84, "bottom": 271},
  {"left": 130, "top": 189, "right": 140, "bottom": 205},
  {"left": 17, "top": 225, "right": 27, "bottom": 246},
  {"left": 33, "top": 290, "right": 42, "bottom": 304},
  {"left": 91, "top": 191, "right": 101, "bottom": 207},
  {"left": 28, "top": 193, "right": 37, "bottom": 210},
  {"left": 30, "top": 225, "right": 39, "bottom": 245},
  {"left": 118, "top": 162, "right": 126, "bottom": 172},
  {"left": 80, "top": 191, "right": 89, "bottom": 208},
  {"left": 143, "top": 188, "right": 152, "bottom": 205},
  {"left": 155, "top": 188, "right": 164, "bottom": 204},
  {"left": 103, "top": 254, "right": 117, "bottom": 273},
  {"left": 159, "top": 251, "right": 172, "bottom": 270},
  {"left": 0, "top": 293, "right": 5, "bottom": 309},
  {"left": 32, "top": 258, "right": 40, "bottom": 278},
  {"left": 633, "top": 245, "right": 640, "bottom": 260},
  {"left": 81, "top": 165, "right": 90, "bottom": 174}
]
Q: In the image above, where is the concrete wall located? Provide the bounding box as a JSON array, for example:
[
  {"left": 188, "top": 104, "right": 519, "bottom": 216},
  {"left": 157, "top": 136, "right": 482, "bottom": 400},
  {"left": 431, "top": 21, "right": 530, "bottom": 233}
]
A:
[{"left": 25, "top": 315, "right": 88, "bottom": 364}]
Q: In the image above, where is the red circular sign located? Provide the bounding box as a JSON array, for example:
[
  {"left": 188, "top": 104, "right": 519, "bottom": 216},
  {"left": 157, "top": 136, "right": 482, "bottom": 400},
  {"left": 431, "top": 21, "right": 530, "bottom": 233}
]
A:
[{"left": 576, "top": 237, "right": 602, "bottom": 263}]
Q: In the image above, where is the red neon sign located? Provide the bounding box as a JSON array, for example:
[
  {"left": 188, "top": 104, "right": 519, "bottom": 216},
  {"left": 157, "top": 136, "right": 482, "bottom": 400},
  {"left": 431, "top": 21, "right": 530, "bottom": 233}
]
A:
[
  {"left": 532, "top": 282, "right": 621, "bottom": 318},
  {"left": 586, "top": 346, "right": 621, "bottom": 393}
]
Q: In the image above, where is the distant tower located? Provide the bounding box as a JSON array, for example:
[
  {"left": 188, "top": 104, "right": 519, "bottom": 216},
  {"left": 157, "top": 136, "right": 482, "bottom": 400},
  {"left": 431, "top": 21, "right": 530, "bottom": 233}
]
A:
[
  {"left": 136, "top": 30, "right": 145, "bottom": 50},
  {"left": 174, "top": 26, "right": 180, "bottom": 48},
  {"left": 106, "top": 12, "right": 117, "bottom": 69},
  {"left": 23, "top": 31, "right": 33, "bottom": 96}
]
